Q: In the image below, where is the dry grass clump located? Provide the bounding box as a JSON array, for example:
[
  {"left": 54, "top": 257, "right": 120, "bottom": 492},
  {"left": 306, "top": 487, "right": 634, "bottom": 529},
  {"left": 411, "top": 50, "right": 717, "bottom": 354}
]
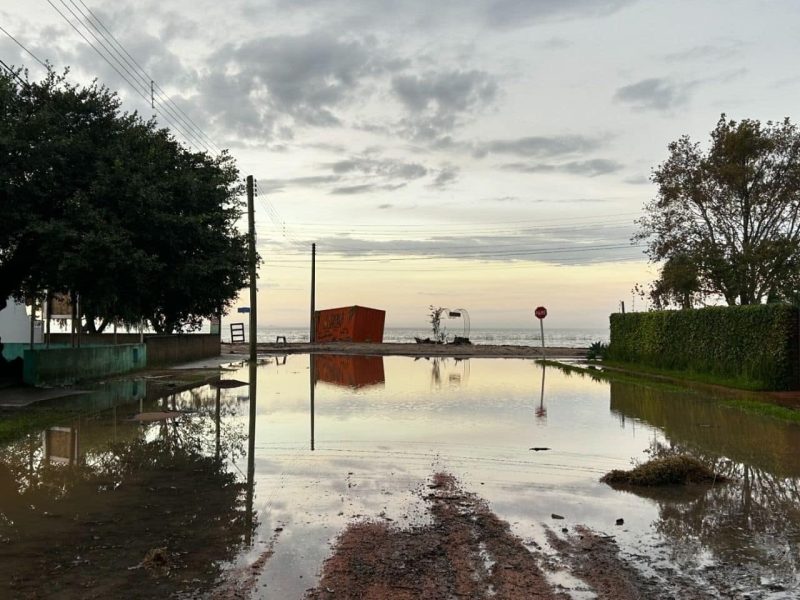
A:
[{"left": 601, "top": 455, "right": 726, "bottom": 486}]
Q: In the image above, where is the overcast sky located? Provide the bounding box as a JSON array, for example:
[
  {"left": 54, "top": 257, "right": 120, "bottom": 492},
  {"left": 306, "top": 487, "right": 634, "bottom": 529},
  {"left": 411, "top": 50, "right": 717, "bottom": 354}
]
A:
[{"left": 3, "top": 0, "right": 800, "bottom": 330}]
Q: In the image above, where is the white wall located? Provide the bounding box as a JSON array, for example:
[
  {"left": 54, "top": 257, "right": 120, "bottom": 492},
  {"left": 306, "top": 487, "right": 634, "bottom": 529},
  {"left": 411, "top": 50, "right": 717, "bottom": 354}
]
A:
[{"left": 0, "top": 297, "right": 36, "bottom": 343}]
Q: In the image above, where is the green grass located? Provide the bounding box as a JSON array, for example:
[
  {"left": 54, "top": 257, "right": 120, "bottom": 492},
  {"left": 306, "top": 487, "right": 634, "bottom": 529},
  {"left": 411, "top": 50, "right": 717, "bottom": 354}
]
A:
[
  {"left": 541, "top": 359, "right": 800, "bottom": 425},
  {"left": 602, "top": 359, "right": 769, "bottom": 391}
]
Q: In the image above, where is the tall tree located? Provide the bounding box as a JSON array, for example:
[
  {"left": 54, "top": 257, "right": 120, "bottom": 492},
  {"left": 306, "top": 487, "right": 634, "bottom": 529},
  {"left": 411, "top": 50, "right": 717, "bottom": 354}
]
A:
[
  {"left": 0, "top": 68, "right": 125, "bottom": 310},
  {"left": 636, "top": 115, "right": 800, "bottom": 306},
  {"left": 0, "top": 68, "right": 250, "bottom": 331}
]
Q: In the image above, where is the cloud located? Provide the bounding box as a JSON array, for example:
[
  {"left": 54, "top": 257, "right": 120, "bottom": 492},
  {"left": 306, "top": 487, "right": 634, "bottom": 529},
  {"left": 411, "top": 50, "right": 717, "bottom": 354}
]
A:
[
  {"left": 198, "top": 32, "right": 403, "bottom": 140},
  {"left": 475, "top": 134, "right": 605, "bottom": 158},
  {"left": 482, "top": 0, "right": 635, "bottom": 28},
  {"left": 502, "top": 158, "right": 623, "bottom": 176},
  {"left": 328, "top": 157, "right": 428, "bottom": 180},
  {"left": 285, "top": 221, "right": 640, "bottom": 265},
  {"left": 264, "top": 0, "right": 635, "bottom": 31},
  {"left": 613, "top": 77, "right": 695, "bottom": 111},
  {"left": 624, "top": 174, "right": 651, "bottom": 185},
  {"left": 429, "top": 165, "right": 460, "bottom": 188},
  {"left": 662, "top": 42, "right": 743, "bottom": 63},
  {"left": 377, "top": 203, "right": 393, "bottom": 209},
  {"left": 330, "top": 183, "right": 406, "bottom": 195},
  {"left": 392, "top": 69, "right": 497, "bottom": 140},
  {"left": 258, "top": 175, "right": 341, "bottom": 193}
]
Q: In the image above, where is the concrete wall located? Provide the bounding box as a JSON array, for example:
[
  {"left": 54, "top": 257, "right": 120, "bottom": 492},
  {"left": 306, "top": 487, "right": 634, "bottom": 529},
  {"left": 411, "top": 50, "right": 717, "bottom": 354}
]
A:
[
  {"left": 23, "top": 344, "right": 146, "bottom": 386},
  {"left": 3, "top": 342, "right": 71, "bottom": 362},
  {"left": 48, "top": 333, "right": 221, "bottom": 367},
  {"left": 145, "top": 335, "right": 220, "bottom": 367}
]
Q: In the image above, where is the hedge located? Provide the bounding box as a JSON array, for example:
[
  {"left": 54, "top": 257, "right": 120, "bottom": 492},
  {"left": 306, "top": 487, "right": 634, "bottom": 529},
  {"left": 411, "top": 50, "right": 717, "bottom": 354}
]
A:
[{"left": 608, "top": 304, "right": 800, "bottom": 391}]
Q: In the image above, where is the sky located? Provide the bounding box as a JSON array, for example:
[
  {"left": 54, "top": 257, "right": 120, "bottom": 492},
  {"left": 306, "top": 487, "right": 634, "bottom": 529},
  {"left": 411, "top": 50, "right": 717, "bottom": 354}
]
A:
[{"left": 2, "top": 0, "right": 800, "bottom": 331}]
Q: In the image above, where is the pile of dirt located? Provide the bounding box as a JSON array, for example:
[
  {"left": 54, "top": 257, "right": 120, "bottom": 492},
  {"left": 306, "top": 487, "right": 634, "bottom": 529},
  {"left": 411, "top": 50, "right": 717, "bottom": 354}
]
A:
[{"left": 601, "top": 455, "right": 727, "bottom": 486}]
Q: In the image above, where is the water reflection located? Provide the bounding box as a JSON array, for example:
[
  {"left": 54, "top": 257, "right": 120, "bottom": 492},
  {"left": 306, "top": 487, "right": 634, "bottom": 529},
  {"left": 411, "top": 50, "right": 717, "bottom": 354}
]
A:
[
  {"left": 536, "top": 363, "right": 547, "bottom": 421},
  {"left": 0, "top": 377, "right": 254, "bottom": 599},
  {"left": 608, "top": 381, "right": 800, "bottom": 590},
  {"left": 313, "top": 354, "right": 385, "bottom": 389},
  {"left": 422, "top": 356, "right": 470, "bottom": 389}
]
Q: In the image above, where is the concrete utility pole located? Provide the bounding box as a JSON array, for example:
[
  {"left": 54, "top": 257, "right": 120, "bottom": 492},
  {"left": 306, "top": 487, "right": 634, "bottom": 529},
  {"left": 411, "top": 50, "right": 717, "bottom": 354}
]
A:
[
  {"left": 310, "top": 243, "right": 316, "bottom": 343},
  {"left": 246, "top": 175, "right": 258, "bottom": 362}
]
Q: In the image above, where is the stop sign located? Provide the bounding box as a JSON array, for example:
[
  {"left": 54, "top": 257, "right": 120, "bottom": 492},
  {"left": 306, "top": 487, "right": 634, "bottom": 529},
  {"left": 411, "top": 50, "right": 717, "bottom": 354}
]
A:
[{"left": 535, "top": 306, "right": 547, "bottom": 319}]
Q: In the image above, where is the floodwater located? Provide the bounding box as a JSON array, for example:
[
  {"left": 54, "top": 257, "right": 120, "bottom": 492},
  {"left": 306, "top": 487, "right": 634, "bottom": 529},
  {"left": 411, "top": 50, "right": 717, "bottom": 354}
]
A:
[{"left": 1, "top": 355, "right": 799, "bottom": 598}]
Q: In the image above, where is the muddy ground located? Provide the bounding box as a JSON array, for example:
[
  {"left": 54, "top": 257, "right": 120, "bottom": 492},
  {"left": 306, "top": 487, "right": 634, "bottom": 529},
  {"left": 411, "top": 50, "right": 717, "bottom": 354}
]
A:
[{"left": 296, "top": 472, "right": 702, "bottom": 600}]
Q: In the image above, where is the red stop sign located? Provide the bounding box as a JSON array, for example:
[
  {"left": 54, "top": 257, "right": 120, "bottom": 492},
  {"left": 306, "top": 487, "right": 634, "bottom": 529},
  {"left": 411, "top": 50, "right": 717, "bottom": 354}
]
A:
[{"left": 535, "top": 306, "right": 547, "bottom": 319}]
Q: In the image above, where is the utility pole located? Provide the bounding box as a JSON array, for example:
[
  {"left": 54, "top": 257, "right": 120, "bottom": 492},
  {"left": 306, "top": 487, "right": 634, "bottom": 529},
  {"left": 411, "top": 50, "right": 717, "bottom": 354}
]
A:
[
  {"left": 310, "top": 243, "right": 316, "bottom": 343},
  {"left": 246, "top": 175, "right": 258, "bottom": 362}
]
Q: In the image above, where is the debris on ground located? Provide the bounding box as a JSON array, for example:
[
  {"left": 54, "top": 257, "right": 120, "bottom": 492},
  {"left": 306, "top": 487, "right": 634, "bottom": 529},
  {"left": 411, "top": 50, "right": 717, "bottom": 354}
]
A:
[{"left": 601, "top": 455, "right": 728, "bottom": 486}]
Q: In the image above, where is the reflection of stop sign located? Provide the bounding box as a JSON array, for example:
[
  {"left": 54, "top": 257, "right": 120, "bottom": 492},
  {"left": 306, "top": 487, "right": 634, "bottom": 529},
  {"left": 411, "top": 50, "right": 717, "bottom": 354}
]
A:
[{"left": 535, "top": 306, "right": 547, "bottom": 319}]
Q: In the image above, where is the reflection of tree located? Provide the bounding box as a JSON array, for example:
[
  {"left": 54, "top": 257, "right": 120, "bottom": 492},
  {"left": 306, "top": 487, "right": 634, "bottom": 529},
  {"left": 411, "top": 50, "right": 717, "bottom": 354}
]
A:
[
  {"left": 632, "top": 441, "right": 800, "bottom": 588},
  {"left": 425, "top": 357, "right": 469, "bottom": 390},
  {"left": 607, "top": 380, "right": 800, "bottom": 589},
  {"left": 0, "top": 396, "right": 253, "bottom": 598}
]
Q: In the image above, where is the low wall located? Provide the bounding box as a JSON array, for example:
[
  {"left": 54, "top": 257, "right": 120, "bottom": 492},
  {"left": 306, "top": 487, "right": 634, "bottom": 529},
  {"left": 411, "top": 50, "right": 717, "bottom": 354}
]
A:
[
  {"left": 3, "top": 342, "right": 71, "bottom": 362},
  {"left": 145, "top": 335, "right": 220, "bottom": 367},
  {"left": 23, "top": 344, "right": 146, "bottom": 386},
  {"left": 47, "top": 333, "right": 221, "bottom": 367}
]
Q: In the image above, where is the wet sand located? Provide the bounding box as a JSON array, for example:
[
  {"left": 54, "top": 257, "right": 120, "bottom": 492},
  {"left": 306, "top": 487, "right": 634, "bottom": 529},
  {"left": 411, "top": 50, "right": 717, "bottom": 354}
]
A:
[{"left": 224, "top": 341, "right": 586, "bottom": 359}]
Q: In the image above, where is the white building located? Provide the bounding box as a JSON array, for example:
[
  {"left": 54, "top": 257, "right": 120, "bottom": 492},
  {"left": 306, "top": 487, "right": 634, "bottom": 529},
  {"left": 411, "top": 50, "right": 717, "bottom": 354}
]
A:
[{"left": 0, "top": 297, "right": 41, "bottom": 344}]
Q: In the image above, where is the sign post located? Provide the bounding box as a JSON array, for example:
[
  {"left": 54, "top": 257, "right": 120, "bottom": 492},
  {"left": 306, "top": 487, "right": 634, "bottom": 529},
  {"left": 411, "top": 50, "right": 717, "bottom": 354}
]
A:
[{"left": 534, "top": 306, "right": 547, "bottom": 359}]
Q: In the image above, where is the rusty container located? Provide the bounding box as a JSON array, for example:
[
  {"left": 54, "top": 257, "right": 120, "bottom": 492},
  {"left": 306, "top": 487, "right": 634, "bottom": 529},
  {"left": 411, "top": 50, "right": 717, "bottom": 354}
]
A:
[
  {"left": 313, "top": 354, "right": 385, "bottom": 388},
  {"left": 314, "top": 305, "right": 385, "bottom": 343}
]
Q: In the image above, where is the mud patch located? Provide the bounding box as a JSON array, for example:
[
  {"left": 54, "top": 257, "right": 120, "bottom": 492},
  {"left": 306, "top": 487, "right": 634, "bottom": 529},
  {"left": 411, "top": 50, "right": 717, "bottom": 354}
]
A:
[{"left": 307, "top": 472, "right": 563, "bottom": 599}]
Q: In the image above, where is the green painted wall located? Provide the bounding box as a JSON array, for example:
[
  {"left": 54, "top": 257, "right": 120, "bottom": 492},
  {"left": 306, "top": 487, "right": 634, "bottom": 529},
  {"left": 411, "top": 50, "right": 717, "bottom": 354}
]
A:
[
  {"left": 23, "top": 344, "right": 147, "bottom": 386},
  {"left": 3, "top": 343, "right": 71, "bottom": 362}
]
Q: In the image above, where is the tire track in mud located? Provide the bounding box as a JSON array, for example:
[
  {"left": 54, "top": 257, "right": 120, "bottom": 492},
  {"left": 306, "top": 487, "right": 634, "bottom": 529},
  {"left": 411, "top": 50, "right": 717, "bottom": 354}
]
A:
[{"left": 305, "top": 472, "right": 712, "bottom": 600}]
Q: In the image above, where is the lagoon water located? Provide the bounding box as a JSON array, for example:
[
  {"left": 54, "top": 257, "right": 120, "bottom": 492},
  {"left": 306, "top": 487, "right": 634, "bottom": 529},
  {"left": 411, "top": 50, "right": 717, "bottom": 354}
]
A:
[
  {"left": 243, "top": 326, "right": 609, "bottom": 346},
  {"left": 1, "top": 355, "right": 798, "bottom": 598}
]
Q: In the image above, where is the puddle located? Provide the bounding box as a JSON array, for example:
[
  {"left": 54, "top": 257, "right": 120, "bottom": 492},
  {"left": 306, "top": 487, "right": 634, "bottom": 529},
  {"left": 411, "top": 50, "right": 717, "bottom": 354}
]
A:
[{"left": 1, "top": 355, "right": 799, "bottom": 598}]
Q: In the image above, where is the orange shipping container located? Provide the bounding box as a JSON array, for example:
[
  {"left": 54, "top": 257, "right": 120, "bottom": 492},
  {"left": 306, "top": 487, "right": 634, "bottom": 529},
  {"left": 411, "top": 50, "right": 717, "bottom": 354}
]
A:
[{"left": 314, "top": 305, "right": 385, "bottom": 343}]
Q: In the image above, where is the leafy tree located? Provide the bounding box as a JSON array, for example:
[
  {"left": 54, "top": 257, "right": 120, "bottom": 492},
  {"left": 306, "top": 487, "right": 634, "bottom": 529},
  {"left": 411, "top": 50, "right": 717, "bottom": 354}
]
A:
[
  {"left": 0, "top": 68, "right": 126, "bottom": 311},
  {"left": 0, "top": 68, "right": 250, "bottom": 332},
  {"left": 636, "top": 115, "right": 800, "bottom": 306}
]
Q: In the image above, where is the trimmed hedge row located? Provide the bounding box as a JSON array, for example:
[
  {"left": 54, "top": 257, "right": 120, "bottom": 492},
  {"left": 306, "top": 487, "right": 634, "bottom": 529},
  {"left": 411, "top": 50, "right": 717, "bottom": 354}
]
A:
[{"left": 608, "top": 304, "right": 800, "bottom": 391}]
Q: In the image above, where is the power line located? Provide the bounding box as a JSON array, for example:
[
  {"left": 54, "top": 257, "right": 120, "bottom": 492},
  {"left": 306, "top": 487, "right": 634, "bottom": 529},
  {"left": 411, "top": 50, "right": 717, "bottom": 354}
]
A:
[
  {"left": 71, "top": 0, "right": 222, "bottom": 154},
  {"left": 280, "top": 211, "right": 641, "bottom": 229},
  {"left": 0, "top": 24, "right": 48, "bottom": 68},
  {"left": 261, "top": 242, "right": 644, "bottom": 264},
  {"left": 45, "top": 0, "right": 212, "bottom": 153},
  {"left": 55, "top": 0, "right": 213, "bottom": 153},
  {"left": 255, "top": 253, "right": 646, "bottom": 272}
]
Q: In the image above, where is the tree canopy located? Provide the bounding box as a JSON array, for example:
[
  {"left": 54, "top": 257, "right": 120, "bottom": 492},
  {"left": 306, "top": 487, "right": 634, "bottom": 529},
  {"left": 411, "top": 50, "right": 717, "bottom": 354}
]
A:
[
  {"left": 636, "top": 115, "right": 800, "bottom": 308},
  {"left": 0, "top": 68, "right": 250, "bottom": 333}
]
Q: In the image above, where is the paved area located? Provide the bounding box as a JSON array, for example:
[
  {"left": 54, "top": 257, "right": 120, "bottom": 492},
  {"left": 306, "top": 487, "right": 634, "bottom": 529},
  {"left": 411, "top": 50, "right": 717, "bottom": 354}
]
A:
[{"left": 0, "top": 386, "right": 88, "bottom": 408}]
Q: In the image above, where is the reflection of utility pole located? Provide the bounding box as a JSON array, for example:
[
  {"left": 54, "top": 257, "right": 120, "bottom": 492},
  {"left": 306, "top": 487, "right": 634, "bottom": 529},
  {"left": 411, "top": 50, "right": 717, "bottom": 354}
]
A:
[
  {"left": 310, "top": 355, "right": 315, "bottom": 451},
  {"left": 536, "top": 363, "right": 547, "bottom": 420},
  {"left": 215, "top": 384, "right": 221, "bottom": 463},
  {"left": 245, "top": 360, "right": 257, "bottom": 545}
]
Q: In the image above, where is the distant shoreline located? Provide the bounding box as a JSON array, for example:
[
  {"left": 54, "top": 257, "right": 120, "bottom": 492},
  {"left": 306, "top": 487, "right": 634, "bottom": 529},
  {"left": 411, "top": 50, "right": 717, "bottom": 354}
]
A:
[{"left": 223, "top": 341, "right": 587, "bottom": 358}]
